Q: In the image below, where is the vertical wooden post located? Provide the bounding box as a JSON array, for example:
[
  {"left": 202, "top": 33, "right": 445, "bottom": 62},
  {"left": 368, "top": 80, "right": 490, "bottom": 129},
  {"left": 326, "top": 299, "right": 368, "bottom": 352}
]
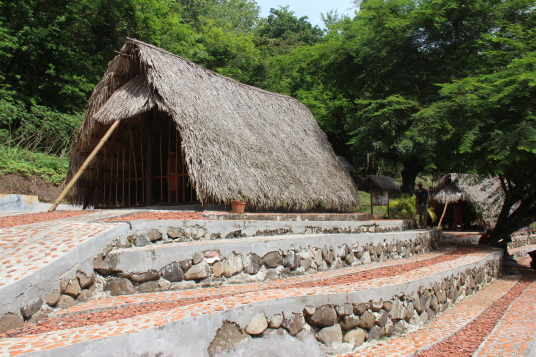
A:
[
  {"left": 48, "top": 120, "right": 121, "bottom": 212},
  {"left": 387, "top": 191, "right": 390, "bottom": 219},
  {"left": 144, "top": 113, "right": 153, "bottom": 206},
  {"left": 370, "top": 182, "right": 374, "bottom": 218}
]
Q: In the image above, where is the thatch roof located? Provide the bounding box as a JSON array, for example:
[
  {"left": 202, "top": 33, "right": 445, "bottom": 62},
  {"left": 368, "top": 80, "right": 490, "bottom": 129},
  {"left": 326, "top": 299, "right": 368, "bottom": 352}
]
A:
[
  {"left": 432, "top": 173, "right": 503, "bottom": 227},
  {"left": 359, "top": 175, "right": 400, "bottom": 191},
  {"left": 67, "top": 38, "right": 359, "bottom": 210}
]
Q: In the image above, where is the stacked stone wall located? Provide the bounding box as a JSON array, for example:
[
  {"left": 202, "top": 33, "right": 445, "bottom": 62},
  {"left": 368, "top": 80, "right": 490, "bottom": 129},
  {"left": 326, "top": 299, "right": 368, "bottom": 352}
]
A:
[
  {"left": 209, "top": 259, "right": 500, "bottom": 355},
  {"left": 95, "top": 232, "right": 440, "bottom": 296}
]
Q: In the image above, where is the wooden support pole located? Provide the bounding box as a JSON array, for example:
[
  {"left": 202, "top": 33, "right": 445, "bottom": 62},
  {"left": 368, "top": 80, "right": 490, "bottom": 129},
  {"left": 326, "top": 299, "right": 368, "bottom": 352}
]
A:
[
  {"left": 438, "top": 203, "right": 449, "bottom": 228},
  {"left": 81, "top": 123, "right": 120, "bottom": 209},
  {"left": 387, "top": 191, "right": 390, "bottom": 219},
  {"left": 48, "top": 120, "right": 121, "bottom": 212},
  {"left": 144, "top": 114, "right": 153, "bottom": 206}
]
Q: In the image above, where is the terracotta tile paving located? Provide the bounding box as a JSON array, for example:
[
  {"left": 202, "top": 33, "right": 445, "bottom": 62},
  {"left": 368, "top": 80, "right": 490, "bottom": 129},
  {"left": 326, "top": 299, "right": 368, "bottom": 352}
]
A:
[
  {"left": 0, "top": 248, "right": 499, "bottom": 355},
  {"left": 0, "top": 210, "right": 140, "bottom": 284},
  {"left": 338, "top": 276, "right": 519, "bottom": 357},
  {"left": 0, "top": 221, "right": 124, "bottom": 287},
  {"left": 474, "top": 278, "right": 536, "bottom": 356}
]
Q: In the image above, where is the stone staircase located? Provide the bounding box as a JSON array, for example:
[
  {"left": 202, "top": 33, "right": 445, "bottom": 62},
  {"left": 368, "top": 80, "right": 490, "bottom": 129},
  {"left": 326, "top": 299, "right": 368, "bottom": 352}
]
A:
[{"left": 0, "top": 210, "right": 534, "bottom": 356}]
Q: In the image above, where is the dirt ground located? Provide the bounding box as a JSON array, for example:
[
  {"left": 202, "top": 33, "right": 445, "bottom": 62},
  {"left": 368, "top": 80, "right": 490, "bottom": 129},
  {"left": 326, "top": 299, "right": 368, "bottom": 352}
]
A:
[{"left": 0, "top": 174, "right": 64, "bottom": 203}]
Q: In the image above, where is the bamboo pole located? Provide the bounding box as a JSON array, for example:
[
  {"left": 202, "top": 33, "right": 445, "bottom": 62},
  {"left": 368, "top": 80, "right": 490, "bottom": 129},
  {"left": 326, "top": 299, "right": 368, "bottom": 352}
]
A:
[
  {"left": 48, "top": 120, "right": 121, "bottom": 212},
  {"left": 438, "top": 203, "right": 449, "bottom": 228},
  {"left": 81, "top": 122, "right": 119, "bottom": 209}
]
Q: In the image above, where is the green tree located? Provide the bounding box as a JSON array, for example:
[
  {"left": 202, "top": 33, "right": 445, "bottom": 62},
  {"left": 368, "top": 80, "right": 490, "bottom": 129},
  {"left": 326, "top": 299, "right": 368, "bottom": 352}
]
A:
[
  {"left": 0, "top": 0, "right": 138, "bottom": 112},
  {"left": 416, "top": 16, "right": 536, "bottom": 246},
  {"left": 256, "top": 6, "right": 324, "bottom": 46},
  {"left": 292, "top": 0, "right": 529, "bottom": 191}
]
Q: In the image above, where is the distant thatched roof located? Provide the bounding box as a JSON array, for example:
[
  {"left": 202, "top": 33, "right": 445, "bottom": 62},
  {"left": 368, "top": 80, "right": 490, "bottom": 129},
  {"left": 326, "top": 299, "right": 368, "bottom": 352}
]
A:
[
  {"left": 359, "top": 175, "right": 400, "bottom": 191},
  {"left": 67, "top": 38, "right": 359, "bottom": 210},
  {"left": 432, "top": 173, "right": 503, "bottom": 227}
]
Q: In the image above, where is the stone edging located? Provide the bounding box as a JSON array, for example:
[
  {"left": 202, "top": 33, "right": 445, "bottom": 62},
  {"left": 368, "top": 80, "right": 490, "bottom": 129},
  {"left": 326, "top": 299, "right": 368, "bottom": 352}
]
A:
[{"left": 93, "top": 230, "right": 441, "bottom": 297}]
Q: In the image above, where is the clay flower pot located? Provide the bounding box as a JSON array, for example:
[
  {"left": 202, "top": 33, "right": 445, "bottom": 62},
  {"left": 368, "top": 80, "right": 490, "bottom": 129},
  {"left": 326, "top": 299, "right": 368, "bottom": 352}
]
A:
[{"left": 231, "top": 200, "right": 246, "bottom": 214}]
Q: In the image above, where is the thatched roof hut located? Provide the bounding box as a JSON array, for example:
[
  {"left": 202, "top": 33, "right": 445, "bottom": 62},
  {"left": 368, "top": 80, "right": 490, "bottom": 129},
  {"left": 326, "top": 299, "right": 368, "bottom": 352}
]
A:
[
  {"left": 359, "top": 175, "right": 400, "bottom": 192},
  {"left": 67, "top": 38, "right": 359, "bottom": 210},
  {"left": 432, "top": 173, "right": 503, "bottom": 227}
]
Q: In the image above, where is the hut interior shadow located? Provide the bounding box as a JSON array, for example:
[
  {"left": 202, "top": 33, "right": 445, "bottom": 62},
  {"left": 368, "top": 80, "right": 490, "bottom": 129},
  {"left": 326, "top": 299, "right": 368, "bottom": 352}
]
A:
[{"left": 81, "top": 111, "right": 197, "bottom": 208}]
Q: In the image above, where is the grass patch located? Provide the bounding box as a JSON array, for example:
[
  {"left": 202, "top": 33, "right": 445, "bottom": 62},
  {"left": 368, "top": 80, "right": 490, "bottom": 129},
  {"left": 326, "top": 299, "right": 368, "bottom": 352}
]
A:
[
  {"left": 356, "top": 191, "right": 388, "bottom": 216},
  {"left": 0, "top": 145, "right": 68, "bottom": 185}
]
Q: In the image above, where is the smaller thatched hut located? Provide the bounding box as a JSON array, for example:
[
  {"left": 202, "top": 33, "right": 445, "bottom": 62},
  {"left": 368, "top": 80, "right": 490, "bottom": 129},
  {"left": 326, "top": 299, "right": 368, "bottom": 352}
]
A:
[
  {"left": 359, "top": 175, "right": 401, "bottom": 192},
  {"left": 432, "top": 174, "right": 503, "bottom": 229}
]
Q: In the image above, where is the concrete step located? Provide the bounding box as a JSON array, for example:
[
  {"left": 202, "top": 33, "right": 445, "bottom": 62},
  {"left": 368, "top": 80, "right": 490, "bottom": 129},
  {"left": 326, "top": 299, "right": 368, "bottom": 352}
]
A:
[
  {"left": 474, "top": 275, "right": 536, "bottom": 356},
  {"left": 0, "top": 211, "right": 414, "bottom": 328},
  {"left": 94, "top": 229, "right": 441, "bottom": 296},
  {"left": 442, "top": 229, "right": 536, "bottom": 253},
  {"left": 335, "top": 268, "right": 536, "bottom": 357},
  {"left": 0, "top": 244, "right": 502, "bottom": 357},
  {"left": 335, "top": 275, "right": 521, "bottom": 356},
  {"left": 204, "top": 212, "right": 373, "bottom": 221},
  {"left": 56, "top": 247, "right": 457, "bottom": 317},
  {"left": 510, "top": 244, "right": 536, "bottom": 259}
]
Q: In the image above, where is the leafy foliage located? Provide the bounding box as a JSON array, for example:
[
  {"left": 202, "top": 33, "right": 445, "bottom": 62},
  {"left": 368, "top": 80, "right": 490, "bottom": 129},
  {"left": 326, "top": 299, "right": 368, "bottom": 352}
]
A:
[
  {"left": 0, "top": 145, "right": 69, "bottom": 184},
  {"left": 389, "top": 194, "right": 437, "bottom": 222},
  {"left": 416, "top": 14, "right": 536, "bottom": 243},
  {"left": 0, "top": 96, "right": 82, "bottom": 155},
  {"left": 256, "top": 6, "right": 324, "bottom": 46}
]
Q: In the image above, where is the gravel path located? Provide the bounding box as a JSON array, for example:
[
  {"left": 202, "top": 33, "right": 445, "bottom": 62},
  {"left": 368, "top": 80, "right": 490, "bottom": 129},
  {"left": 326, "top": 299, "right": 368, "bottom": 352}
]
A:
[
  {"left": 104, "top": 211, "right": 208, "bottom": 221},
  {"left": 0, "top": 211, "right": 92, "bottom": 229}
]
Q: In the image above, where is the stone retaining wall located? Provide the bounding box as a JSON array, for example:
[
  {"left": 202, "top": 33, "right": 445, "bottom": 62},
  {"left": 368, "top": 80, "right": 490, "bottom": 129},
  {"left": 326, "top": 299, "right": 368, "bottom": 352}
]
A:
[
  {"left": 209, "top": 259, "right": 500, "bottom": 356},
  {"left": 93, "top": 230, "right": 441, "bottom": 297},
  {"left": 0, "top": 220, "right": 415, "bottom": 330},
  {"left": 125, "top": 219, "right": 413, "bottom": 244},
  {"left": 204, "top": 213, "right": 372, "bottom": 222},
  {"left": 13, "top": 249, "right": 501, "bottom": 356},
  {"left": 509, "top": 229, "right": 536, "bottom": 249}
]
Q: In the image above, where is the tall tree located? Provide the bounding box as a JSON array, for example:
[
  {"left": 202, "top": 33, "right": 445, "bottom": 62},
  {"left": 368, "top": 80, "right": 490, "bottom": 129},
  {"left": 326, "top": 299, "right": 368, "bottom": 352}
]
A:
[
  {"left": 256, "top": 6, "right": 324, "bottom": 46},
  {"left": 416, "top": 12, "right": 536, "bottom": 246},
  {"left": 0, "top": 0, "right": 138, "bottom": 112},
  {"left": 294, "top": 0, "right": 523, "bottom": 190}
]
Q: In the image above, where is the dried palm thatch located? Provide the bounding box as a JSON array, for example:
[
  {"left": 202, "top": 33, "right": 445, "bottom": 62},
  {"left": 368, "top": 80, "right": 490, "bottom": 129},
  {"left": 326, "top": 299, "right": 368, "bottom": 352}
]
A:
[
  {"left": 67, "top": 38, "right": 359, "bottom": 210},
  {"left": 359, "top": 175, "right": 401, "bottom": 191},
  {"left": 432, "top": 173, "right": 503, "bottom": 227}
]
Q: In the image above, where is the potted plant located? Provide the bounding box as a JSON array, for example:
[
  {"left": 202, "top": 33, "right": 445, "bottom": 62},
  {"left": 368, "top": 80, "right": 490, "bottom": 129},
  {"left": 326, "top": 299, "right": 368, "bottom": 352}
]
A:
[{"left": 231, "top": 194, "right": 246, "bottom": 214}]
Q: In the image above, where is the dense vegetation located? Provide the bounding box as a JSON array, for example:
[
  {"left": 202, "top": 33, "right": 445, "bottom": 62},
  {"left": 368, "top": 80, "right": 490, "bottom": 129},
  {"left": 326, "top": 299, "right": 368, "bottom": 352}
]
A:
[{"left": 1, "top": 0, "right": 535, "bottom": 245}]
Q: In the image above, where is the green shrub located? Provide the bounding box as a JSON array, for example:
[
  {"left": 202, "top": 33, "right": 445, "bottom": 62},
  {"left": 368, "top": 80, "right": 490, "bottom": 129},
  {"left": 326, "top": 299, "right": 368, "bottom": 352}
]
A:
[
  {"left": 0, "top": 145, "right": 68, "bottom": 185},
  {"left": 0, "top": 96, "right": 82, "bottom": 155},
  {"left": 390, "top": 194, "right": 437, "bottom": 222}
]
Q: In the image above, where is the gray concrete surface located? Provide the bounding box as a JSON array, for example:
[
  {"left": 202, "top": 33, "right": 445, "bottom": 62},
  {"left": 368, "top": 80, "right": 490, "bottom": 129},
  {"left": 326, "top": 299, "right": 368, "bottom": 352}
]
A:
[{"left": 0, "top": 223, "right": 129, "bottom": 317}]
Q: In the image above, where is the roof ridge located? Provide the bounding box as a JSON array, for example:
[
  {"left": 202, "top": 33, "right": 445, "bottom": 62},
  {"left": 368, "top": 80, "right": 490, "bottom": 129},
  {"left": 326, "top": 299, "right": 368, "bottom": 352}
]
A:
[{"left": 126, "top": 37, "right": 296, "bottom": 102}]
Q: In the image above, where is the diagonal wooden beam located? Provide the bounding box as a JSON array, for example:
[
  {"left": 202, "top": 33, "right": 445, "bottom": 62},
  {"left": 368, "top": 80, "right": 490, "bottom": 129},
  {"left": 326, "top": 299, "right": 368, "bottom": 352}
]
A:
[{"left": 49, "top": 120, "right": 121, "bottom": 212}]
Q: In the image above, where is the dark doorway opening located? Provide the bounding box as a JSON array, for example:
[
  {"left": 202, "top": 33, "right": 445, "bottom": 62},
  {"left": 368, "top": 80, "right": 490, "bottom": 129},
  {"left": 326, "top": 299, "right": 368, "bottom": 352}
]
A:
[{"left": 82, "top": 111, "right": 197, "bottom": 208}]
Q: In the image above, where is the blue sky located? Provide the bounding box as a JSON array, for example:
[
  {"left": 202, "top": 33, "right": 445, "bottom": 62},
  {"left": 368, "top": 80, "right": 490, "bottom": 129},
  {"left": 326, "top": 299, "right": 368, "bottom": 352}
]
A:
[{"left": 255, "top": 0, "right": 357, "bottom": 28}]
